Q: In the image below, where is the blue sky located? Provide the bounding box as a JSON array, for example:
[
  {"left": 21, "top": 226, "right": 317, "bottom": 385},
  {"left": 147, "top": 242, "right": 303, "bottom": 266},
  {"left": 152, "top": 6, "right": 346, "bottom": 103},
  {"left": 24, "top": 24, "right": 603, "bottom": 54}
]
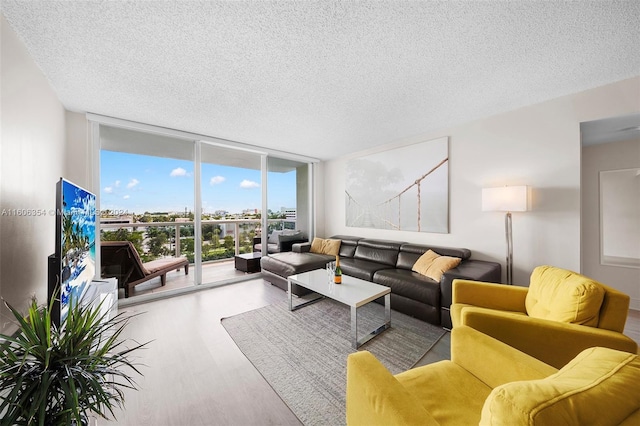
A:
[{"left": 100, "top": 151, "right": 296, "bottom": 215}]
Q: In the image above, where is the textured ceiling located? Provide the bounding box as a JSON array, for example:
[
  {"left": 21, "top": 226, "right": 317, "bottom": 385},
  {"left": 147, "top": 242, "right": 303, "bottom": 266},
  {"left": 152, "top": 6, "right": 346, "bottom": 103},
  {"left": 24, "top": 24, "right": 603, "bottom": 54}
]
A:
[{"left": 2, "top": 1, "right": 640, "bottom": 160}]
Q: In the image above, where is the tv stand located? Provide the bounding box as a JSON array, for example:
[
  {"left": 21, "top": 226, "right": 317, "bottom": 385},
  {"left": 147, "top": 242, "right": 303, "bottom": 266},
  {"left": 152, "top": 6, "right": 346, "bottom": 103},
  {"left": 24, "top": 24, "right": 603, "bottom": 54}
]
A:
[{"left": 81, "top": 278, "right": 118, "bottom": 323}]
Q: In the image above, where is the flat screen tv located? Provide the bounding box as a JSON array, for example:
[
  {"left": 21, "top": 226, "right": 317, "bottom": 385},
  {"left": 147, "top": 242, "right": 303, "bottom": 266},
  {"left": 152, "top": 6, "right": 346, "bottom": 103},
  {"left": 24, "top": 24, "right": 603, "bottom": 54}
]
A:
[{"left": 48, "top": 178, "right": 97, "bottom": 326}]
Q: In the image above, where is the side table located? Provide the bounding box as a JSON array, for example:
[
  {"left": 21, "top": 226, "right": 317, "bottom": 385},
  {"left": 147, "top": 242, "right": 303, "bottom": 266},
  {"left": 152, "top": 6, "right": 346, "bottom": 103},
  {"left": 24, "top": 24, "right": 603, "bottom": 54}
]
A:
[{"left": 234, "top": 252, "right": 262, "bottom": 273}]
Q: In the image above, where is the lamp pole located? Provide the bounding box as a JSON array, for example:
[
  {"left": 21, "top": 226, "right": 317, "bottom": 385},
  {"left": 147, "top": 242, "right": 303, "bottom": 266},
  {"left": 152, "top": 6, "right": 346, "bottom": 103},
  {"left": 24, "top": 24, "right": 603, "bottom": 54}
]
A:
[
  {"left": 482, "top": 185, "right": 528, "bottom": 286},
  {"left": 505, "top": 211, "right": 513, "bottom": 285}
]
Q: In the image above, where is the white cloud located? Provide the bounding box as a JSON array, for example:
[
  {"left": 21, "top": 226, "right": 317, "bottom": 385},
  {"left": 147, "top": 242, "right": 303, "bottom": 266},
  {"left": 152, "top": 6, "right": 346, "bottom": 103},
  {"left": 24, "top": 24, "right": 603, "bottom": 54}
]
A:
[
  {"left": 170, "top": 167, "right": 188, "bottom": 177},
  {"left": 127, "top": 179, "right": 139, "bottom": 189},
  {"left": 210, "top": 175, "right": 225, "bottom": 185},
  {"left": 240, "top": 179, "right": 260, "bottom": 189},
  {"left": 104, "top": 186, "right": 113, "bottom": 194},
  {"left": 123, "top": 195, "right": 130, "bottom": 200},
  {"left": 115, "top": 180, "right": 121, "bottom": 187}
]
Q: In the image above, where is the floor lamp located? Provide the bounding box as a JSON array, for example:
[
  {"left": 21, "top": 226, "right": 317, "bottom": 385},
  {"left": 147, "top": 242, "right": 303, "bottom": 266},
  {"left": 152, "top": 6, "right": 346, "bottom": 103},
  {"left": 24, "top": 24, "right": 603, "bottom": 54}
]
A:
[{"left": 482, "top": 186, "right": 529, "bottom": 284}]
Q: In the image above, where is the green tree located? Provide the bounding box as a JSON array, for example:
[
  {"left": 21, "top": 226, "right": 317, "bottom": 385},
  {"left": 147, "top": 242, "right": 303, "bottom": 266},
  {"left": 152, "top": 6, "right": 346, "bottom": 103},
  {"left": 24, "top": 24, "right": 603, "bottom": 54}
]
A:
[
  {"left": 212, "top": 228, "right": 221, "bottom": 248},
  {"left": 181, "top": 238, "right": 195, "bottom": 254},
  {"left": 223, "top": 235, "right": 234, "bottom": 251},
  {"left": 202, "top": 224, "right": 214, "bottom": 241},
  {"left": 101, "top": 228, "right": 144, "bottom": 255},
  {"left": 147, "top": 233, "right": 168, "bottom": 258}
]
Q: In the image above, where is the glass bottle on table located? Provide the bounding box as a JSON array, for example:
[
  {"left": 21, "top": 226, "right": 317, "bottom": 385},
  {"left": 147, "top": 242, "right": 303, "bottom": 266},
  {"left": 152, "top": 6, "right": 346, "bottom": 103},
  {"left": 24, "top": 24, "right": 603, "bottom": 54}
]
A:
[{"left": 334, "top": 255, "right": 342, "bottom": 284}]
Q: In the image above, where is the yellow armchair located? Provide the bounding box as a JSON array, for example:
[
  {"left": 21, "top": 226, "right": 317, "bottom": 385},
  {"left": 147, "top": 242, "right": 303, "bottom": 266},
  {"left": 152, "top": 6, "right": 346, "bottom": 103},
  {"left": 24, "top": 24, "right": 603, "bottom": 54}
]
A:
[
  {"left": 451, "top": 265, "right": 638, "bottom": 369},
  {"left": 346, "top": 326, "right": 640, "bottom": 425}
]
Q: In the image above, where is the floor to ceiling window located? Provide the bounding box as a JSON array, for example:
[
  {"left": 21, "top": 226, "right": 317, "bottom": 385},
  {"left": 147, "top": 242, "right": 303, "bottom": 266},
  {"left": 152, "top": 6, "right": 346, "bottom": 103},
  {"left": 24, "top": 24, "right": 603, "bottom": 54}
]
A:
[
  {"left": 200, "top": 143, "right": 262, "bottom": 265},
  {"left": 266, "top": 156, "right": 311, "bottom": 236},
  {"left": 99, "top": 125, "right": 196, "bottom": 298},
  {"left": 93, "top": 116, "right": 316, "bottom": 302}
]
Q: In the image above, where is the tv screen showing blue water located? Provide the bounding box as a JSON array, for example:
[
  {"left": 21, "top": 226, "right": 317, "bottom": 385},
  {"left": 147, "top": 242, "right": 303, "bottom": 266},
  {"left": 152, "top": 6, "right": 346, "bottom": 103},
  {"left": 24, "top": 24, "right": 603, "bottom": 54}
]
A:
[{"left": 60, "top": 179, "right": 96, "bottom": 323}]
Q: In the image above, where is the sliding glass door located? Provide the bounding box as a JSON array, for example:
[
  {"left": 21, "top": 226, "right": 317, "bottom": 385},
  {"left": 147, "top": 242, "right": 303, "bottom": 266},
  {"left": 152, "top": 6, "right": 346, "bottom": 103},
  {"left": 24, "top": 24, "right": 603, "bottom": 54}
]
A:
[
  {"left": 264, "top": 157, "right": 312, "bottom": 249},
  {"left": 199, "top": 143, "right": 262, "bottom": 282},
  {"left": 99, "top": 125, "right": 196, "bottom": 297},
  {"left": 94, "top": 116, "right": 316, "bottom": 301}
]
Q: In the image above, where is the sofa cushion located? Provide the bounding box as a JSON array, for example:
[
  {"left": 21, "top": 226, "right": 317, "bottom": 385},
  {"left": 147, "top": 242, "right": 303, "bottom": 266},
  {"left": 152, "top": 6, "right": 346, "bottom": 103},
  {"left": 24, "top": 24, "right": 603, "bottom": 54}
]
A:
[
  {"left": 340, "top": 257, "right": 391, "bottom": 281},
  {"left": 354, "top": 239, "right": 402, "bottom": 267},
  {"left": 373, "top": 269, "right": 440, "bottom": 306},
  {"left": 260, "top": 251, "right": 333, "bottom": 277},
  {"left": 253, "top": 242, "right": 279, "bottom": 254},
  {"left": 268, "top": 230, "right": 283, "bottom": 244},
  {"left": 309, "top": 237, "right": 341, "bottom": 256},
  {"left": 412, "top": 250, "right": 462, "bottom": 282},
  {"left": 330, "top": 235, "right": 362, "bottom": 258},
  {"left": 480, "top": 347, "right": 640, "bottom": 425},
  {"left": 398, "top": 361, "right": 492, "bottom": 425},
  {"left": 525, "top": 265, "right": 605, "bottom": 327},
  {"left": 330, "top": 235, "right": 361, "bottom": 257}
]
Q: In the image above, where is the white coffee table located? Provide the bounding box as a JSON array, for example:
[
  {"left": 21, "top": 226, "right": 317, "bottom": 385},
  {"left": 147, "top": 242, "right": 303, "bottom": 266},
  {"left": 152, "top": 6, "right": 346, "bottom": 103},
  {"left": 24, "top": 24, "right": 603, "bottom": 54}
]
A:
[{"left": 287, "top": 269, "right": 391, "bottom": 349}]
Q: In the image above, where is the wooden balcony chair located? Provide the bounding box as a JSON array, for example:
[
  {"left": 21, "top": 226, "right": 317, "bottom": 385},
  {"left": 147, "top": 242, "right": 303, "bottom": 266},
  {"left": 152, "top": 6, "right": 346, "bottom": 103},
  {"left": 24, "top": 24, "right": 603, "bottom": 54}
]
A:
[{"left": 100, "top": 241, "right": 189, "bottom": 298}]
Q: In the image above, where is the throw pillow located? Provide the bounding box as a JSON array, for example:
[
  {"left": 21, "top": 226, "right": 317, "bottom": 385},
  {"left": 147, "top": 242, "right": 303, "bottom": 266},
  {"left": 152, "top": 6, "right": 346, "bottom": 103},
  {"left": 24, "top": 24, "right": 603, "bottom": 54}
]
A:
[
  {"left": 268, "top": 230, "right": 283, "bottom": 244},
  {"left": 480, "top": 347, "right": 640, "bottom": 425},
  {"left": 525, "top": 266, "right": 605, "bottom": 327},
  {"left": 310, "top": 237, "right": 341, "bottom": 256},
  {"left": 323, "top": 239, "right": 341, "bottom": 256},
  {"left": 412, "top": 250, "right": 440, "bottom": 275},
  {"left": 412, "top": 249, "right": 461, "bottom": 282},
  {"left": 310, "top": 237, "right": 324, "bottom": 254}
]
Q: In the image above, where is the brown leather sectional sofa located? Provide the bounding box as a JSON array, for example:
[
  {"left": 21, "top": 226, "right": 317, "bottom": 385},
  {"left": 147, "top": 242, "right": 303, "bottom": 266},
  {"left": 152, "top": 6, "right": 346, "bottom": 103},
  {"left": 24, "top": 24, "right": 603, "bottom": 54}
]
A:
[{"left": 260, "top": 235, "right": 501, "bottom": 328}]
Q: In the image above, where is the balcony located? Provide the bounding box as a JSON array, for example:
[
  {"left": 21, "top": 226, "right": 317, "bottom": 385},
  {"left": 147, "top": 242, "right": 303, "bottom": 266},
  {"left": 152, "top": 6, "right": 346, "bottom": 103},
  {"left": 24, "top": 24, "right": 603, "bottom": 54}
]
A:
[
  {"left": 127, "top": 258, "right": 244, "bottom": 298},
  {"left": 100, "top": 218, "right": 296, "bottom": 299}
]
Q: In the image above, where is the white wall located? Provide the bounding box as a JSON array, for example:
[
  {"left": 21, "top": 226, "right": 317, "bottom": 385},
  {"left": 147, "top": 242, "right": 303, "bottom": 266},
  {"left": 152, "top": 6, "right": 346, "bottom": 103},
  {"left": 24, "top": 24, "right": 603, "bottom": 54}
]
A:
[
  {"left": 582, "top": 138, "right": 640, "bottom": 309},
  {"left": 65, "top": 111, "right": 91, "bottom": 189},
  {"left": 322, "top": 76, "right": 640, "bottom": 286},
  {"left": 0, "top": 15, "right": 67, "bottom": 330}
]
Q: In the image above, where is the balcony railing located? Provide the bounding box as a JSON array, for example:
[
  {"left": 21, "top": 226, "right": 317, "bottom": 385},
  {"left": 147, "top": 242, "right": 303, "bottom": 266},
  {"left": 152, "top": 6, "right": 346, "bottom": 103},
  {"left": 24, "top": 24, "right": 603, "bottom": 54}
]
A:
[{"left": 100, "top": 218, "right": 296, "bottom": 263}]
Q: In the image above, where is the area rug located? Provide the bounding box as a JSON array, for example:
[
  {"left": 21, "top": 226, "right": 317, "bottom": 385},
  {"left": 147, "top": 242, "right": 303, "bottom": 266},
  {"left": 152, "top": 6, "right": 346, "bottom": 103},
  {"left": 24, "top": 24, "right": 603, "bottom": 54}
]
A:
[{"left": 221, "top": 298, "right": 446, "bottom": 425}]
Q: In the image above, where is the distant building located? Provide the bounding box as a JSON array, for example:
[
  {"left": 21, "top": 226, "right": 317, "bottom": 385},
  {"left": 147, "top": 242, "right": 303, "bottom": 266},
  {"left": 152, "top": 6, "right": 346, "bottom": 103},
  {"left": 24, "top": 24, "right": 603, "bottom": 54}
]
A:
[
  {"left": 218, "top": 224, "right": 236, "bottom": 238},
  {"left": 100, "top": 214, "right": 134, "bottom": 224},
  {"left": 242, "top": 208, "right": 259, "bottom": 215},
  {"left": 281, "top": 207, "right": 296, "bottom": 220},
  {"left": 214, "top": 210, "right": 228, "bottom": 217}
]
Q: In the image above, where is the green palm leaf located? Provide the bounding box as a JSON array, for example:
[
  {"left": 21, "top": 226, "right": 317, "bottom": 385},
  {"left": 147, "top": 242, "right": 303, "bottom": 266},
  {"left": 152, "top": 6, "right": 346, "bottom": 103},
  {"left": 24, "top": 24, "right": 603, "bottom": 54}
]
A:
[{"left": 0, "top": 291, "right": 148, "bottom": 425}]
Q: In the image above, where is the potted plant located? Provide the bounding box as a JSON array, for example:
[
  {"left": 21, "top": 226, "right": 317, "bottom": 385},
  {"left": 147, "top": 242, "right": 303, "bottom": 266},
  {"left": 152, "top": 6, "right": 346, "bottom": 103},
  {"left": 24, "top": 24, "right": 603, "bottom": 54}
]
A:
[{"left": 0, "top": 293, "right": 147, "bottom": 425}]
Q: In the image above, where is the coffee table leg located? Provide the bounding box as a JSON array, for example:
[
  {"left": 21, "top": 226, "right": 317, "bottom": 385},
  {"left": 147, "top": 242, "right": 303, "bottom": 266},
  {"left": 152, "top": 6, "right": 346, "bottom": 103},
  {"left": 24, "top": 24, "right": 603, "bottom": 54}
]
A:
[
  {"left": 385, "top": 293, "right": 391, "bottom": 324},
  {"left": 288, "top": 278, "right": 324, "bottom": 311},
  {"left": 351, "top": 306, "right": 358, "bottom": 349},
  {"left": 352, "top": 293, "right": 391, "bottom": 349}
]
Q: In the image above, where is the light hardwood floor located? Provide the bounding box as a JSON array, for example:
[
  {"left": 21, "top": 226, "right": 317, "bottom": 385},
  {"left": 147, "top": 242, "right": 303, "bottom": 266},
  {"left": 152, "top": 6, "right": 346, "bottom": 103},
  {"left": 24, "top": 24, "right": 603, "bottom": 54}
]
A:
[
  {"left": 102, "top": 279, "right": 302, "bottom": 426},
  {"left": 102, "top": 279, "right": 640, "bottom": 425}
]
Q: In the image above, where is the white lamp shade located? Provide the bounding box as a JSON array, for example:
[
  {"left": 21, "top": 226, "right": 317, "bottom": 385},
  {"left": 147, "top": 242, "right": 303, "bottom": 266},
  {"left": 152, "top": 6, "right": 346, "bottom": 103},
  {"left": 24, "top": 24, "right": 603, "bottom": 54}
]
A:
[{"left": 482, "top": 186, "right": 529, "bottom": 212}]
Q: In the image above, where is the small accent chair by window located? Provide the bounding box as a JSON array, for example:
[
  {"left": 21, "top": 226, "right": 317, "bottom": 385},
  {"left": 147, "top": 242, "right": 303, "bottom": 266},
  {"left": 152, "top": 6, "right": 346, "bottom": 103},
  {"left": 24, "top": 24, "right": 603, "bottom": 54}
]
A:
[
  {"left": 253, "top": 230, "right": 307, "bottom": 254},
  {"left": 451, "top": 265, "right": 638, "bottom": 369},
  {"left": 101, "top": 241, "right": 189, "bottom": 298},
  {"left": 347, "top": 326, "right": 640, "bottom": 425}
]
